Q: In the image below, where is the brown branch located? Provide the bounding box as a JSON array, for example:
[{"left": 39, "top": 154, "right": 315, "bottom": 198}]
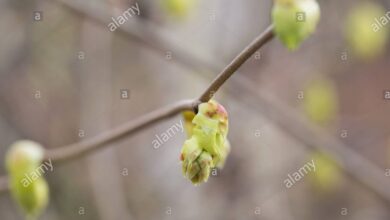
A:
[
  {"left": 3, "top": 0, "right": 390, "bottom": 208},
  {"left": 44, "top": 24, "right": 274, "bottom": 163},
  {"left": 45, "top": 99, "right": 197, "bottom": 163},
  {"left": 199, "top": 25, "right": 274, "bottom": 102},
  {"left": 49, "top": 0, "right": 390, "bottom": 206},
  {"left": 0, "top": 14, "right": 274, "bottom": 192}
]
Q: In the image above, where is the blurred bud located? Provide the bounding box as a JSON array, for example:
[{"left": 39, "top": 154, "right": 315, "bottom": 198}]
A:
[
  {"left": 9, "top": 177, "right": 49, "bottom": 219},
  {"left": 345, "top": 2, "right": 389, "bottom": 60},
  {"left": 6, "top": 140, "right": 49, "bottom": 218},
  {"left": 161, "top": 0, "right": 196, "bottom": 19},
  {"left": 6, "top": 141, "right": 45, "bottom": 176},
  {"left": 303, "top": 79, "right": 338, "bottom": 125},
  {"left": 309, "top": 151, "right": 342, "bottom": 192},
  {"left": 180, "top": 100, "right": 230, "bottom": 185},
  {"left": 272, "top": 0, "right": 320, "bottom": 50}
]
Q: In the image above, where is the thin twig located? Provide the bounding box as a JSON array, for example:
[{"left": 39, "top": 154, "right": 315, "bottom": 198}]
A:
[
  {"left": 2, "top": 0, "right": 390, "bottom": 208},
  {"left": 0, "top": 22, "right": 275, "bottom": 194},
  {"left": 43, "top": 23, "right": 274, "bottom": 163},
  {"left": 46, "top": 99, "right": 197, "bottom": 163},
  {"left": 53, "top": 0, "right": 390, "bottom": 206},
  {"left": 199, "top": 25, "right": 274, "bottom": 102}
]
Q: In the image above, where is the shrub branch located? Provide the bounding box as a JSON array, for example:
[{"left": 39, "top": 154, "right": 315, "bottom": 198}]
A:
[{"left": 0, "top": 25, "right": 274, "bottom": 193}]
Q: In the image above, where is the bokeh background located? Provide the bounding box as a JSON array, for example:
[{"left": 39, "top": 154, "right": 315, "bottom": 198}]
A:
[{"left": 0, "top": 0, "right": 390, "bottom": 219}]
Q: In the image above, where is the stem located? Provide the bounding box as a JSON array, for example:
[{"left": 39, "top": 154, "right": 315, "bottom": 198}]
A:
[
  {"left": 46, "top": 99, "right": 197, "bottom": 163},
  {"left": 199, "top": 25, "right": 274, "bottom": 102},
  {"left": 0, "top": 25, "right": 275, "bottom": 193},
  {"left": 44, "top": 25, "right": 275, "bottom": 163}
]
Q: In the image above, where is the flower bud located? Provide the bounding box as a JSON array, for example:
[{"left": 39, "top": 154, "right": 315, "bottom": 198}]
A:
[
  {"left": 6, "top": 141, "right": 44, "bottom": 179},
  {"left": 272, "top": 0, "right": 320, "bottom": 50},
  {"left": 5, "top": 140, "right": 49, "bottom": 218},
  {"left": 9, "top": 177, "right": 49, "bottom": 218},
  {"left": 309, "top": 151, "right": 342, "bottom": 192},
  {"left": 180, "top": 100, "right": 230, "bottom": 185}
]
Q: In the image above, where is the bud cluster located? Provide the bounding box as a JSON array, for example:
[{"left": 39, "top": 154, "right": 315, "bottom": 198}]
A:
[{"left": 180, "top": 100, "right": 230, "bottom": 185}]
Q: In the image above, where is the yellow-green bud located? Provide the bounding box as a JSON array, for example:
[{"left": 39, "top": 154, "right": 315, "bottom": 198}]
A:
[
  {"left": 272, "top": 0, "right": 320, "bottom": 50},
  {"left": 5, "top": 140, "right": 49, "bottom": 219},
  {"left": 180, "top": 100, "right": 230, "bottom": 185},
  {"left": 6, "top": 141, "right": 45, "bottom": 176},
  {"left": 309, "top": 151, "right": 342, "bottom": 192},
  {"left": 345, "top": 2, "right": 389, "bottom": 59},
  {"left": 303, "top": 79, "right": 338, "bottom": 125},
  {"left": 9, "top": 177, "right": 49, "bottom": 219}
]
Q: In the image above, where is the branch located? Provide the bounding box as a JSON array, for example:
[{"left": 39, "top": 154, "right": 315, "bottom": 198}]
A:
[
  {"left": 50, "top": 0, "right": 390, "bottom": 205},
  {"left": 0, "top": 18, "right": 275, "bottom": 193},
  {"left": 45, "top": 99, "right": 197, "bottom": 163},
  {"left": 3, "top": 0, "right": 390, "bottom": 208},
  {"left": 199, "top": 25, "right": 274, "bottom": 102},
  {"left": 45, "top": 25, "right": 274, "bottom": 163}
]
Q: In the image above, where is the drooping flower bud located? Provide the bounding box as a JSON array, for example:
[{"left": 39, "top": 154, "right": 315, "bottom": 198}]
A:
[
  {"left": 5, "top": 140, "right": 49, "bottom": 219},
  {"left": 272, "top": 0, "right": 320, "bottom": 50},
  {"left": 180, "top": 100, "right": 230, "bottom": 185}
]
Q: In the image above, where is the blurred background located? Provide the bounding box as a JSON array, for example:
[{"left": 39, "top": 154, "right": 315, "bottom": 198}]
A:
[{"left": 0, "top": 0, "right": 390, "bottom": 219}]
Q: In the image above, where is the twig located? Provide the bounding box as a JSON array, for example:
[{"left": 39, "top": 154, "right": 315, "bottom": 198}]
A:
[
  {"left": 3, "top": 0, "right": 390, "bottom": 207},
  {"left": 45, "top": 99, "right": 197, "bottom": 163},
  {"left": 0, "top": 19, "right": 274, "bottom": 193},
  {"left": 52, "top": 0, "right": 390, "bottom": 205},
  {"left": 46, "top": 23, "right": 274, "bottom": 162},
  {"left": 199, "top": 25, "right": 274, "bottom": 102}
]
